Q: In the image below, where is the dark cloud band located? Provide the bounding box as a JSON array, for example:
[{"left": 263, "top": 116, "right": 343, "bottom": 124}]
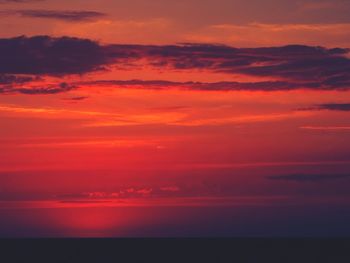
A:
[
  {"left": 0, "top": 35, "right": 113, "bottom": 75},
  {"left": 299, "top": 103, "right": 350, "bottom": 111},
  {"left": 267, "top": 174, "right": 350, "bottom": 182},
  {"left": 0, "top": 36, "right": 350, "bottom": 94},
  {"left": 15, "top": 10, "right": 106, "bottom": 21}
]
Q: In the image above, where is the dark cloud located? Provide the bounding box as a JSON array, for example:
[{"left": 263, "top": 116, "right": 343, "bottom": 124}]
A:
[
  {"left": 0, "top": 35, "right": 114, "bottom": 75},
  {"left": 107, "top": 43, "right": 350, "bottom": 90},
  {"left": 1, "top": 82, "right": 77, "bottom": 94},
  {"left": 298, "top": 103, "right": 350, "bottom": 111},
  {"left": 0, "top": 73, "right": 76, "bottom": 95},
  {"left": 309, "top": 103, "right": 350, "bottom": 111},
  {"left": 15, "top": 10, "right": 106, "bottom": 21},
  {"left": 267, "top": 174, "right": 350, "bottom": 182},
  {"left": 78, "top": 79, "right": 340, "bottom": 92},
  {"left": 62, "top": 96, "right": 89, "bottom": 101},
  {"left": 3, "top": 78, "right": 348, "bottom": 95},
  {"left": 1, "top": 37, "right": 350, "bottom": 93},
  {"left": 0, "top": 74, "right": 37, "bottom": 85}
]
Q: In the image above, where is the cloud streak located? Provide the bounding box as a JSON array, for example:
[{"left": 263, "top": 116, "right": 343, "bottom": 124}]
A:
[
  {"left": 1, "top": 36, "right": 350, "bottom": 94},
  {"left": 3, "top": 79, "right": 347, "bottom": 95},
  {"left": 267, "top": 174, "right": 350, "bottom": 182},
  {"left": 128, "top": 43, "right": 350, "bottom": 89},
  {"left": 78, "top": 79, "right": 346, "bottom": 92},
  {"left": 0, "top": 82, "right": 77, "bottom": 94},
  {"left": 0, "top": 103, "right": 312, "bottom": 127},
  {"left": 14, "top": 10, "right": 106, "bottom": 21},
  {"left": 62, "top": 96, "right": 89, "bottom": 101},
  {"left": 300, "top": 126, "right": 350, "bottom": 131},
  {"left": 304, "top": 103, "right": 350, "bottom": 111}
]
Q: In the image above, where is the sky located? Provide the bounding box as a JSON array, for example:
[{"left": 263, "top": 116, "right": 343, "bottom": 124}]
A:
[{"left": 0, "top": 0, "right": 350, "bottom": 237}]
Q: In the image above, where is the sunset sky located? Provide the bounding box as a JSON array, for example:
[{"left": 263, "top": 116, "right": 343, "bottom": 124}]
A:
[{"left": 1, "top": 0, "right": 350, "bottom": 237}]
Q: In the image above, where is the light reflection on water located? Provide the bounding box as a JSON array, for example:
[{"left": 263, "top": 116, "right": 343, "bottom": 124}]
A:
[{"left": 1, "top": 200, "right": 350, "bottom": 237}]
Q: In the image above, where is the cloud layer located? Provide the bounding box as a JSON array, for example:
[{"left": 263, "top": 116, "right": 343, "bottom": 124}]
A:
[
  {"left": 118, "top": 43, "right": 350, "bottom": 88},
  {"left": 0, "top": 36, "right": 350, "bottom": 94},
  {"left": 0, "top": 35, "right": 113, "bottom": 75},
  {"left": 267, "top": 174, "right": 350, "bottom": 182},
  {"left": 13, "top": 10, "right": 106, "bottom": 21},
  {"left": 306, "top": 103, "right": 350, "bottom": 111}
]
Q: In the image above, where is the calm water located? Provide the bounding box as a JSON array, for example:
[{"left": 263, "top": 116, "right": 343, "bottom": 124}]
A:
[{"left": 1, "top": 203, "right": 350, "bottom": 237}]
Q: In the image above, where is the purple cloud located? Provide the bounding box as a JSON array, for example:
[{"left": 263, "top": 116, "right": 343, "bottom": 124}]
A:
[
  {"left": 15, "top": 10, "right": 106, "bottom": 21},
  {"left": 0, "top": 35, "right": 114, "bottom": 75},
  {"left": 267, "top": 174, "right": 350, "bottom": 182},
  {"left": 1, "top": 36, "right": 350, "bottom": 94}
]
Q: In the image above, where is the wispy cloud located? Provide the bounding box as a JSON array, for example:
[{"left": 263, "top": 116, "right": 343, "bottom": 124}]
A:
[
  {"left": 12, "top": 10, "right": 106, "bottom": 22},
  {"left": 1, "top": 36, "right": 350, "bottom": 94},
  {"left": 300, "top": 126, "right": 350, "bottom": 131},
  {"left": 78, "top": 79, "right": 339, "bottom": 92},
  {"left": 267, "top": 174, "right": 350, "bottom": 182},
  {"left": 62, "top": 96, "right": 89, "bottom": 101},
  {"left": 85, "top": 111, "right": 312, "bottom": 127},
  {"left": 301, "top": 103, "right": 350, "bottom": 111},
  {"left": 0, "top": 104, "right": 112, "bottom": 117},
  {"left": 0, "top": 102, "right": 313, "bottom": 127},
  {"left": 187, "top": 22, "right": 350, "bottom": 48},
  {"left": 15, "top": 139, "right": 159, "bottom": 149},
  {"left": 175, "top": 160, "right": 350, "bottom": 170},
  {"left": 4, "top": 78, "right": 350, "bottom": 95},
  {"left": 1, "top": 82, "right": 76, "bottom": 94}
]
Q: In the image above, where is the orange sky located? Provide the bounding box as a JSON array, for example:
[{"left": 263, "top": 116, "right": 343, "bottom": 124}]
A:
[{"left": 0, "top": 0, "right": 350, "bottom": 237}]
